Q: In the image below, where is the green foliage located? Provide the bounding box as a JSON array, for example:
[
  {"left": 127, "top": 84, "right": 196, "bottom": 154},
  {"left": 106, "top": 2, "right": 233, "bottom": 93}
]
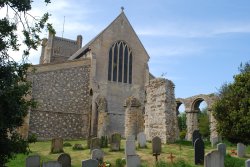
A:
[
  {"left": 101, "top": 136, "right": 108, "bottom": 148},
  {"left": 154, "top": 159, "right": 194, "bottom": 167},
  {"left": 27, "top": 133, "right": 37, "bottom": 144},
  {"left": 63, "top": 142, "right": 72, "bottom": 147},
  {"left": 213, "top": 61, "right": 250, "bottom": 145},
  {"left": 115, "top": 158, "right": 126, "bottom": 167},
  {"left": 72, "top": 144, "right": 84, "bottom": 150},
  {"left": 178, "top": 113, "right": 187, "bottom": 139},
  {"left": 0, "top": 1, "right": 54, "bottom": 165},
  {"left": 198, "top": 108, "right": 210, "bottom": 139},
  {"left": 224, "top": 154, "right": 245, "bottom": 167}
]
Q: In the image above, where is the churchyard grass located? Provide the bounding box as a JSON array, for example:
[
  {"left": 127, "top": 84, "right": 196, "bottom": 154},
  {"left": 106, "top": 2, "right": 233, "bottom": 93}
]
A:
[{"left": 7, "top": 139, "right": 249, "bottom": 167}]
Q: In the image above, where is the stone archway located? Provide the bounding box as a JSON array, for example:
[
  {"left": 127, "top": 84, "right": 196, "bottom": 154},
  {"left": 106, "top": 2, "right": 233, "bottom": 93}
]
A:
[{"left": 176, "top": 94, "right": 219, "bottom": 144}]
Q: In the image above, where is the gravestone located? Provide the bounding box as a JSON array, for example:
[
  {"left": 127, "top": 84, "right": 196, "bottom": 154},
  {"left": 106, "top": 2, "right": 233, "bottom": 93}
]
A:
[
  {"left": 246, "top": 159, "right": 250, "bottom": 167},
  {"left": 110, "top": 133, "right": 121, "bottom": 151},
  {"left": 126, "top": 155, "right": 141, "bottom": 167},
  {"left": 137, "top": 132, "right": 146, "bottom": 148},
  {"left": 26, "top": 155, "right": 40, "bottom": 167},
  {"left": 42, "top": 161, "right": 62, "bottom": 167},
  {"left": 90, "top": 137, "right": 100, "bottom": 150},
  {"left": 51, "top": 138, "right": 64, "bottom": 153},
  {"left": 217, "top": 143, "right": 226, "bottom": 156},
  {"left": 91, "top": 149, "right": 104, "bottom": 163},
  {"left": 194, "top": 138, "right": 204, "bottom": 165},
  {"left": 125, "top": 139, "right": 136, "bottom": 156},
  {"left": 127, "top": 135, "right": 135, "bottom": 141},
  {"left": 192, "top": 130, "right": 201, "bottom": 146},
  {"left": 152, "top": 136, "right": 161, "bottom": 155},
  {"left": 82, "top": 159, "right": 98, "bottom": 167},
  {"left": 204, "top": 150, "right": 223, "bottom": 167},
  {"left": 237, "top": 143, "right": 246, "bottom": 158},
  {"left": 57, "top": 153, "right": 71, "bottom": 167}
]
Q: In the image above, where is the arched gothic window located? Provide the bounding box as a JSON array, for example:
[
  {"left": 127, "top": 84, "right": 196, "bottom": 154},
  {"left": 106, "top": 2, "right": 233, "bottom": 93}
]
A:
[{"left": 108, "top": 41, "right": 132, "bottom": 84}]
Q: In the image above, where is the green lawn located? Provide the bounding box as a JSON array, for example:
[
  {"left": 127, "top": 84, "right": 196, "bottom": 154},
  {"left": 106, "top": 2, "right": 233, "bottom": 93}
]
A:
[{"left": 7, "top": 140, "right": 250, "bottom": 167}]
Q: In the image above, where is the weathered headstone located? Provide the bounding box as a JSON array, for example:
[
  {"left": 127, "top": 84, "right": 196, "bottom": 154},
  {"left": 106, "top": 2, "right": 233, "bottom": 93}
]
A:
[
  {"left": 204, "top": 150, "right": 223, "bottom": 167},
  {"left": 192, "top": 130, "right": 201, "bottom": 146},
  {"left": 237, "top": 143, "right": 246, "bottom": 158},
  {"left": 217, "top": 143, "right": 226, "bottom": 156},
  {"left": 91, "top": 149, "right": 104, "bottom": 163},
  {"left": 126, "top": 155, "right": 141, "bottom": 167},
  {"left": 152, "top": 136, "right": 161, "bottom": 161},
  {"left": 137, "top": 132, "right": 146, "bottom": 148},
  {"left": 42, "top": 161, "right": 62, "bottom": 167},
  {"left": 110, "top": 133, "right": 121, "bottom": 151},
  {"left": 26, "top": 155, "right": 40, "bottom": 167},
  {"left": 90, "top": 137, "right": 100, "bottom": 150},
  {"left": 82, "top": 159, "right": 98, "bottom": 167},
  {"left": 127, "top": 135, "right": 135, "bottom": 141},
  {"left": 57, "top": 153, "right": 71, "bottom": 167},
  {"left": 51, "top": 138, "right": 64, "bottom": 153},
  {"left": 125, "top": 139, "right": 136, "bottom": 156},
  {"left": 246, "top": 159, "right": 250, "bottom": 167},
  {"left": 194, "top": 138, "right": 204, "bottom": 165}
]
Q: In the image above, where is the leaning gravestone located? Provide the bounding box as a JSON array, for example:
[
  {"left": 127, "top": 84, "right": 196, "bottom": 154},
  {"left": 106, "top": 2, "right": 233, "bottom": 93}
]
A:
[
  {"left": 26, "top": 155, "right": 40, "bottom": 167},
  {"left": 194, "top": 138, "right": 204, "bottom": 165},
  {"left": 51, "top": 138, "right": 64, "bottom": 153},
  {"left": 137, "top": 132, "right": 146, "bottom": 148},
  {"left": 192, "top": 130, "right": 201, "bottom": 146},
  {"left": 110, "top": 133, "right": 121, "bottom": 151},
  {"left": 246, "top": 159, "right": 250, "bottom": 167},
  {"left": 57, "top": 153, "right": 71, "bottom": 167},
  {"left": 91, "top": 149, "right": 104, "bottom": 163},
  {"left": 217, "top": 143, "right": 226, "bottom": 156},
  {"left": 42, "top": 161, "right": 62, "bottom": 167},
  {"left": 204, "top": 150, "right": 223, "bottom": 167},
  {"left": 90, "top": 137, "right": 100, "bottom": 151},
  {"left": 82, "top": 159, "right": 98, "bottom": 167},
  {"left": 237, "top": 143, "right": 246, "bottom": 158}
]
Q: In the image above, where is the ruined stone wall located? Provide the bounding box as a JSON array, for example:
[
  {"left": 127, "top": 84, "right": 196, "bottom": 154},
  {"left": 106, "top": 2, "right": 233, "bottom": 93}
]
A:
[
  {"left": 28, "top": 59, "right": 91, "bottom": 140},
  {"left": 144, "top": 78, "right": 178, "bottom": 143}
]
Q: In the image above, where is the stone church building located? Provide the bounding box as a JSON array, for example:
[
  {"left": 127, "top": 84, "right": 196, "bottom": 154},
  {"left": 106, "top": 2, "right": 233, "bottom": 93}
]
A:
[{"left": 22, "top": 11, "right": 218, "bottom": 144}]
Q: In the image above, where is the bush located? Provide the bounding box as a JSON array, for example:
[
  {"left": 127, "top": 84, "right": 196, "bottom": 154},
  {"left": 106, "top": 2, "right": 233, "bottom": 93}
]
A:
[
  {"left": 115, "top": 158, "right": 126, "bottom": 167},
  {"left": 27, "top": 133, "right": 37, "bottom": 144},
  {"left": 179, "top": 130, "right": 186, "bottom": 140},
  {"left": 224, "top": 154, "right": 245, "bottom": 167},
  {"left": 72, "top": 144, "right": 84, "bottom": 150},
  {"left": 63, "top": 142, "right": 72, "bottom": 147}
]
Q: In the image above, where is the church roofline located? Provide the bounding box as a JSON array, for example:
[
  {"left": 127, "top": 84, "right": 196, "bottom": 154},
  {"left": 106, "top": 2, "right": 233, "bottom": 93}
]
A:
[{"left": 68, "top": 11, "right": 150, "bottom": 60}]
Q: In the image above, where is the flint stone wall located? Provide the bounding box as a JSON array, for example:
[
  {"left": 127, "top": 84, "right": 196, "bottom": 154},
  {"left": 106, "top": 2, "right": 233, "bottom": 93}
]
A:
[
  {"left": 28, "top": 59, "right": 91, "bottom": 140},
  {"left": 144, "top": 78, "right": 178, "bottom": 143}
]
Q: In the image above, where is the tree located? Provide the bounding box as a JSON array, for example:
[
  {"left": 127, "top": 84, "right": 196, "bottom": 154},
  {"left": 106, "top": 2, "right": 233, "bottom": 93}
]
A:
[
  {"left": 0, "top": 1, "right": 54, "bottom": 165},
  {"left": 178, "top": 112, "right": 187, "bottom": 140},
  {"left": 213, "top": 61, "right": 250, "bottom": 145},
  {"left": 198, "top": 108, "right": 210, "bottom": 139}
]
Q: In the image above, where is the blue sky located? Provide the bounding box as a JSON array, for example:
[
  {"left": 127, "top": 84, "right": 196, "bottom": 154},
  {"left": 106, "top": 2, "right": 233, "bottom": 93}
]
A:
[{"left": 20, "top": 0, "right": 250, "bottom": 98}]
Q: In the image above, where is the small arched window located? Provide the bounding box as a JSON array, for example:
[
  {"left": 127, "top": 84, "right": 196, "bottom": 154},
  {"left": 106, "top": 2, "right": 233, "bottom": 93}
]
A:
[{"left": 108, "top": 41, "right": 132, "bottom": 84}]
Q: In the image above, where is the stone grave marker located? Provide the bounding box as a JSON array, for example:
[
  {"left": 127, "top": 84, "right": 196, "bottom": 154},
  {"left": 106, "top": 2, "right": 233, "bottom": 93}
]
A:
[
  {"left": 204, "top": 150, "right": 223, "bottom": 167},
  {"left": 51, "top": 138, "right": 64, "bottom": 153},
  {"left": 192, "top": 130, "right": 201, "bottom": 146},
  {"left": 91, "top": 149, "right": 104, "bottom": 163},
  {"left": 90, "top": 137, "right": 100, "bottom": 150},
  {"left": 57, "top": 153, "right": 71, "bottom": 167},
  {"left": 110, "top": 133, "right": 121, "bottom": 151},
  {"left": 194, "top": 138, "right": 204, "bottom": 165},
  {"left": 217, "top": 143, "right": 226, "bottom": 156},
  {"left": 137, "top": 132, "right": 146, "bottom": 148},
  {"left": 152, "top": 136, "right": 161, "bottom": 161},
  {"left": 246, "top": 159, "right": 250, "bottom": 167},
  {"left": 82, "top": 159, "right": 98, "bottom": 167},
  {"left": 26, "top": 155, "right": 40, "bottom": 167},
  {"left": 237, "top": 143, "right": 246, "bottom": 158},
  {"left": 42, "top": 161, "right": 62, "bottom": 167},
  {"left": 125, "top": 139, "right": 136, "bottom": 156},
  {"left": 126, "top": 155, "right": 141, "bottom": 167}
]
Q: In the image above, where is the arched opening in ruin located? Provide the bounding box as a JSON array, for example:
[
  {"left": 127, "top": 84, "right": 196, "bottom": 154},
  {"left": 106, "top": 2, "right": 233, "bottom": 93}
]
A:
[
  {"left": 192, "top": 98, "right": 209, "bottom": 140},
  {"left": 176, "top": 101, "right": 187, "bottom": 140}
]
